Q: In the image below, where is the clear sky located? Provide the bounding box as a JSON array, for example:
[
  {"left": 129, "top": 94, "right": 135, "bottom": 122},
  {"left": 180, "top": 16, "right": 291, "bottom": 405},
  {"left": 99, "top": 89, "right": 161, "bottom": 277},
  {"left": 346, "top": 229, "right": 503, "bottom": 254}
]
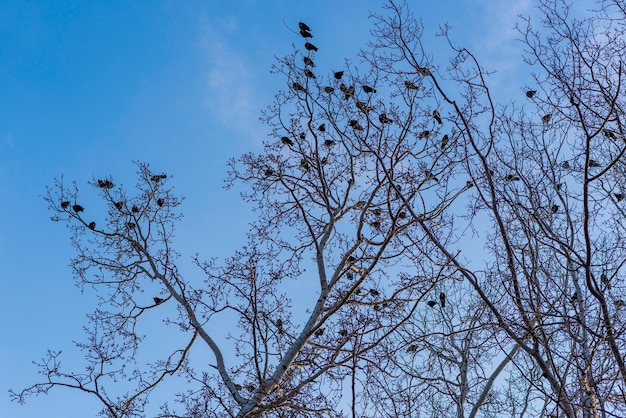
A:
[{"left": 0, "top": 1, "right": 532, "bottom": 416}]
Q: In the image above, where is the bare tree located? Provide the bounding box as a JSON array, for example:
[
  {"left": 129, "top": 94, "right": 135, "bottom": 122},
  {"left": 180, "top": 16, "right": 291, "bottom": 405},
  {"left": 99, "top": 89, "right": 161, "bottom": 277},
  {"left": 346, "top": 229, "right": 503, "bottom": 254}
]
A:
[{"left": 12, "top": 1, "right": 626, "bottom": 417}]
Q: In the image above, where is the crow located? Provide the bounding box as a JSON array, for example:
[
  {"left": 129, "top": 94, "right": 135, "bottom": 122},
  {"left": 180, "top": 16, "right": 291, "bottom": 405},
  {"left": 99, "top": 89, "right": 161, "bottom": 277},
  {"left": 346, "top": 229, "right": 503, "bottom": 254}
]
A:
[
  {"left": 88, "top": 221, "right": 96, "bottom": 230},
  {"left": 281, "top": 136, "right": 294, "bottom": 146},
  {"left": 132, "top": 205, "right": 140, "bottom": 213},
  {"left": 334, "top": 71, "right": 344, "bottom": 80},
  {"left": 505, "top": 174, "right": 521, "bottom": 181},
  {"left": 561, "top": 161, "right": 570, "bottom": 169},
  {"left": 115, "top": 201, "right": 124, "bottom": 210},
  {"left": 298, "top": 22, "right": 311, "bottom": 32},
  {"left": 615, "top": 193, "right": 624, "bottom": 202},
  {"left": 323, "top": 86, "right": 334, "bottom": 94},
  {"left": 157, "top": 198, "right": 164, "bottom": 207},
  {"left": 300, "top": 159, "right": 310, "bottom": 171},
  {"left": 151, "top": 174, "right": 167, "bottom": 182},
  {"left": 604, "top": 129, "right": 617, "bottom": 139},
  {"left": 292, "top": 82, "right": 306, "bottom": 92},
  {"left": 427, "top": 300, "right": 437, "bottom": 308},
  {"left": 419, "top": 130, "right": 430, "bottom": 139},
  {"left": 439, "top": 292, "right": 446, "bottom": 308},
  {"left": 404, "top": 80, "right": 419, "bottom": 90},
  {"left": 61, "top": 201, "right": 70, "bottom": 209},
  {"left": 542, "top": 114, "right": 552, "bottom": 123},
  {"left": 153, "top": 297, "right": 164, "bottom": 304},
  {"left": 304, "top": 42, "right": 318, "bottom": 52},
  {"left": 379, "top": 113, "right": 393, "bottom": 124},
  {"left": 433, "top": 110, "right": 442, "bottom": 124},
  {"left": 551, "top": 205, "right": 559, "bottom": 213},
  {"left": 526, "top": 90, "right": 537, "bottom": 98},
  {"left": 362, "top": 85, "right": 376, "bottom": 93},
  {"left": 318, "top": 123, "right": 326, "bottom": 132},
  {"left": 588, "top": 159, "right": 601, "bottom": 167},
  {"left": 356, "top": 101, "right": 374, "bottom": 113},
  {"left": 300, "top": 29, "right": 313, "bottom": 38},
  {"left": 72, "top": 204, "right": 84, "bottom": 213},
  {"left": 303, "top": 56, "right": 315, "bottom": 67},
  {"left": 97, "top": 179, "right": 114, "bottom": 189},
  {"left": 339, "top": 329, "right": 348, "bottom": 337},
  {"left": 441, "top": 134, "right": 449, "bottom": 149},
  {"left": 324, "top": 139, "right": 335, "bottom": 147},
  {"left": 304, "top": 69, "right": 315, "bottom": 78}
]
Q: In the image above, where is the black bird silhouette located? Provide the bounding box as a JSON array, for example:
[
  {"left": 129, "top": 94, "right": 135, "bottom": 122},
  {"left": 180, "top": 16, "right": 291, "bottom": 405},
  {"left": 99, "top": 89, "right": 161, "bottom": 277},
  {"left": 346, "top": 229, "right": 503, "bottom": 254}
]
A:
[
  {"left": 419, "top": 130, "right": 430, "bottom": 139},
  {"left": 339, "top": 329, "right": 348, "bottom": 337},
  {"left": 157, "top": 198, "right": 164, "bottom": 207},
  {"left": 615, "top": 193, "right": 624, "bottom": 202},
  {"left": 561, "top": 161, "right": 570, "bottom": 169},
  {"left": 334, "top": 71, "right": 344, "bottom": 80},
  {"left": 72, "top": 204, "right": 84, "bottom": 213},
  {"left": 153, "top": 297, "right": 164, "bottom": 304},
  {"left": 379, "top": 113, "right": 393, "bottom": 124},
  {"left": 466, "top": 181, "right": 474, "bottom": 188},
  {"left": 433, "top": 110, "right": 442, "bottom": 124},
  {"left": 276, "top": 318, "right": 283, "bottom": 330},
  {"left": 264, "top": 168, "right": 274, "bottom": 177},
  {"left": 542, "top": 114, "right": 552, "bottom": 123},
  {"left": 303, "top": 56, "right": 315, "bottom": 67},
  {"left": 318, "top": 123, "right": 326, "bottom": 132},
  {"left": 427, "top": 300, "right": 437, "bottom": 308},
  {"left": 398, "top": 211, "right": 407, "bottom": 219},
  {"left": 505, "top": 174, "right": 521, "bottom": 181},
  {"left": 588, "top": 159, "right": 601, "bottom": 167},
  {"left": 439, "top": 292, "right": 446, "bottom": 308},
  {"left": 97, "top": 179, "right": 114, "bottom": 189},
  {"left": 323, "top": 86, "right": 334, "bottom": 94},
  {"left": 304, "top": 42, "right": 318, "bottom": 52},
  {"left": 132, "top": 205, "right": 140, "bottom": 213},
  {"left": 304, "top": 69, "right": 315, "bottom": 78},
  {"left": 321, "top": 156, "right": 329, "bottom": 165},
  {"left": 356, "top": 101, "right": 374, "bottom": 113},
  {"left": 299, "top": 132, "right": 306, "bottom": 140},
  {"left": 300, "top": 159, "right": 310, "bottom": 171},
  {"left": 369, "top": 288, "right": 380, "bottom": 297},
  {"left": 340, "top": 84, "right": 355, "bottom": 99},
  {"left": 61, "top": 201, "right": 70, "bottom": 209},
  {"left": 551, "top": 204, "right": 559, "bottom": 213},
  {"left": 281, "top": 136, "right": 294, "bottom": 146},
  {"left": 404, "top": 80, "right": 419, "bottom": 90},
  {"left": 362, "top": 85, "right": 376, "bottom": 93},
  {"left": 315, "top": 328, "right": 324, "bottom": 337},
  {"left": 425, "top": 170, "right": 439, "bottom": 182},
  {"left": 441, "top": 134, "right": 449, "bottom": 149},
  {"left": 324, "top": 139, "right": 335, "bottom": 147},
  {"left": 604, "top": 129, "right": 617, "bottom": 139},
  {"left": 300, "top": 29, "right": 313, "bottom": 38},
  {"left": 526, "top": 90, "right": 537, "bottom": 98},
  {"left": 88, "top": 222, "right": 96, "bottom": 230},
  {"left": 570, "top": 292, "right": 578, "bottom": 303},
  {"left": 299, "top": 22, "right": 311, "bottom": 32},
  {"left": 115, "top": 201, "right": 124, "bottom": 210},
  {"left": 292, "top": 82, "right": 306, "bottom": 92},
  {"left": 126, "top": 222, "right": 136, "bottom": 229},
  {"left": 349, "top": 119, "right": 363, "bottom": 130},
  {"left": 151, "top": 174, "right": 167, "bottom": 182}
]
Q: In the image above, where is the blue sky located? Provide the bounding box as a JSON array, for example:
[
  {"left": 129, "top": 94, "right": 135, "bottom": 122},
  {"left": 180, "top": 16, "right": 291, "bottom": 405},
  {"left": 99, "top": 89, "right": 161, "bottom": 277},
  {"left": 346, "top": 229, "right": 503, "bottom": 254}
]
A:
[{"left": 0, "top": 1, "right": 532, "bottom": 416}]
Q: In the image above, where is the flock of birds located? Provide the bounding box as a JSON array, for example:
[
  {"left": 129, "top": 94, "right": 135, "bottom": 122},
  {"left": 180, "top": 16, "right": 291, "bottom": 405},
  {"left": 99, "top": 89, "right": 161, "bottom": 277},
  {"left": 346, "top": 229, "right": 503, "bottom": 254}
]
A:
[{"left": 59, "top": 174, "right": 169, "bottom": 307}]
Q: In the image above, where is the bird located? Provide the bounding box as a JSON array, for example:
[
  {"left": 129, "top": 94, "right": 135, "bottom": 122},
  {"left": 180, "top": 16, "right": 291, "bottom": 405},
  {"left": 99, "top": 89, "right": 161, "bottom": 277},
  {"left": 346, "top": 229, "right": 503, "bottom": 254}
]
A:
[
  {"left": 334, "top": 71, "right": 344, "bottom": 80},
  {"left": 315, "top": 328, "right": 324, "bottom": 337},
  {"left": 433, "top": 110, "right": 442, "bottom": 124},
  {"left": 441, "top": 134, "right": 449, "bottom": 149},
  {"left": 72, "top": 204, "right": 84, "bottom": 213},
  {"left": 371, "top": 220, "right": 381, "bottom": 229},
  {"left": 299, "top": 132, "right": 306, "bottom": 140},
  {"left": 398, "top": 211, "right": 407, "bottom": 219},
  {"left": 369, "top": 288, "right": 380, "bottom": 297},
  {"left": 153, "top": 297, "right": 164, "bottom": 304},
  {"left": 439, "top": 292, "right": 446, "bottom": 308},
  {"left": 505, "top": 174, "right": 521, "bottom": 181},
  {"left": 88, "top": 221, "right": 96, "bottom": 230},
  {"left": 356, "top": 101, "right": 375, "bottom": 113},
  {"left": 362, "top": 85, "right": 376, "bottom": 93},
  {"left": 339, "top": 329, "right": 348, "bottom": 337},
  {"left": 300, "top": 159, "right": 310, "bottom": 171},
  {"left": 126, "top": 222, "right": 136, "bottom": 229},
  {"left": 276, "top": 318, "right": 283, "bottom": 330},
  {"left": 555, "top": 183, "right": 562, "bottom": 191},
  {"left": 466, "top": 181, "right": 474, "bottom": 188},
  {"left": 321, "top": 156, "right": 329, "bottom": 165},
  {"left": 299, "top": 22, "right": 311, "bottom": 32},
  {"left": 157, "top": 198, "right": 164, "bottom": 207},
  {"left": 151, "top": 174, "right": 167, "bottom": 182},
  {"left": 570, "top": 292, "right": 578, "bottom": 303},
  {"left": 300, "top": 29, "right": 313, "bottom": 38},
  {"left": 97, "top": 179, "right": 114, "bottom": 189},
  {"left": 304, "top": 69, "right": 315, "bottom": 78},
  {"left": 407, "top": 344, "right": 418, "bottom": 352},
  {"left": 292, "top": 82, "right": 306, "bottom": 92},
  {"left": 324, "top": 139, "right": 335, "bottom": 147},
  {"left": 318, "top": 123, "right": 326, "bottom": 132},
  {"left": 379, "top": 113, "right": 393, "bottom": 124},
  {"left": 60, "top": 201, "right": 70, "bottom": 209},
  {"left": 561, "top": 161, "right": 570, "bottom": 169},
  {"left": 323, "top": 86, "right": 334, "bottom": 94},
  {"left": 603, "top": 129, "right": 617, "bottom": 139},
  {"left": 615, "top": 193, "right": 624, "bottom": 202},
  {"left": 551, "top": 204, "right": 559, "bottom": 213},
  {"left": 419, "top": 130, "right": 430, "bottom": 139},
  {"left": 349, "top": 119, "right": 363, "bottom": 130},
  {"left": 115, "top": 201, "right": 124, "bottom": 210},
  {"left": 281, "top": 136, "right": 294, "bottom": 146},
  {"left": 304, "top": 42, "right": 318, "bottom": 52},
  {"left": 303, "top": 56, "right": 315, "bottom": 67},
  {"left": 526, "top": 90, "right": 537, "bottom": 98},
  {"left": 542, "top": 114, "right": 552, "bottom": 123},
  {"left": 264, "top": 168, "right": 274, "bottom": 177},
  {"left": 425, "top": 170, "right": 439, "bottom": 182},
  {"left": 346, "top": 272, "right": 354, "bottom": 280},
  {"left": 404, "top": 80, "right": 419, "bottom": 90},
  {"left": 340, "top": 84, "right": 355, "bottom": 99},
  {"left": 427, "top": 300, "right": 437, "bottom": 308},
  {"left": 588, "top": 159, "right": 600, "bottom": 167},
  {"left": 132, "top": 205, "right": 140, "bottom": 213}
]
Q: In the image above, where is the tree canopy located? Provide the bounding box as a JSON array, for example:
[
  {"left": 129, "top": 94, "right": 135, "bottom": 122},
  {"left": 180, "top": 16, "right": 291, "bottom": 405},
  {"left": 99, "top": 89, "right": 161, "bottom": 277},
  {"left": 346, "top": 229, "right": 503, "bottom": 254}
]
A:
[{"left": 12, "top": 1, "right": 626, "bottom": 417}]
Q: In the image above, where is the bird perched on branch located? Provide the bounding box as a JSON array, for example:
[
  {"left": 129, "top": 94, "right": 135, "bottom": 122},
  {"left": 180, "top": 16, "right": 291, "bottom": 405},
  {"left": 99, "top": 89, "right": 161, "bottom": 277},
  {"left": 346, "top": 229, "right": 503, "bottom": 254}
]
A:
[
  {"left": 304, "top": 42, "right": 318, "bottom": 52},
  {"left": 292, "top": 82, "right": 306, "bottom": 92},
  {"left": 281, "top": 136, "right": 294, "bottom": 146},
  {"left": 427, "top": 300, "right": 437, "bottom": 308},
  {"left": 505, "top": 174, "right": 521, "bottom": 181},
  {"left": 433, "top": 110, "right": 442, "bottom": 124},
  {"left": 153, "top": 297, "right": 164, "bottom": 305},
  {"left": 299, "top": 22, "right": 311, "bottom": 32},
  {"left": 362, "top": 85, "right": 376, "bottom": 93},
  {"left": 300, "top": 29, "right": 313, "bottom": 38},
  {"left": 334, "top": 71, "right": 344, "bottom": 80},
  {"left": 439, "top": 292, "right": 446, "bottom": 308},
  {"left": 72, "top": 204, "right": 84, "bottom": 213},
  {"left": 379, "top": 113, "right": 393, "bottom": 124},
  {"left": 303, "top": 56, "right": 315, "bottom": 67},
  {"left": 61, "top": 201, "right": 70, "bottom": 209},
  {"left": 526, "top": 90, "right": 536, "bottom": 98},
  {"left": 97, "top": 179, "right": 114, "bottom": 189},
  {"left": 404, "top": 80, "right": 419, "bottom": 90}
]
